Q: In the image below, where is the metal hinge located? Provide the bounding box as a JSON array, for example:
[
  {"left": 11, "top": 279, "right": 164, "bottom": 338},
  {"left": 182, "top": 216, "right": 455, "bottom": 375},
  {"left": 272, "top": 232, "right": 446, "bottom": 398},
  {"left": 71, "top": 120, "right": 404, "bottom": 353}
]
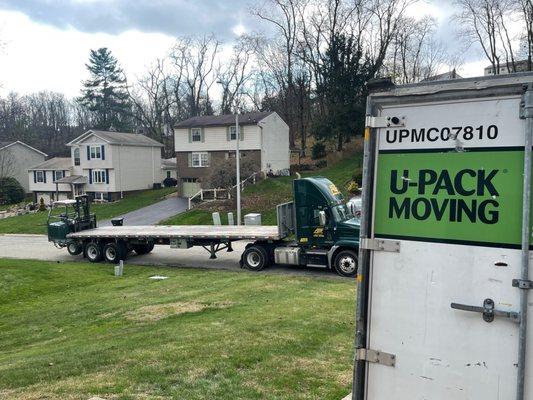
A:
[
  {"left": 360, "top": 238, "right": 400, "bottom": 253},
  {"left": 356, "top": 348, "right": 396, "bottom": 367},
  {"left": 513, "top": 279, "right": 533, "bottom": 290},
  {"left": 365, "top": 115, "right": 406, "bottom": 128}
]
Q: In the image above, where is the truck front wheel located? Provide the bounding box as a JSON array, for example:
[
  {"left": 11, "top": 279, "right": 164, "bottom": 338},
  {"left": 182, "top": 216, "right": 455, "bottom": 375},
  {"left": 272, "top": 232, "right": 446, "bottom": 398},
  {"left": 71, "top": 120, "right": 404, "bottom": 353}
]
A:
[
  {"left": 242, "top": 245, "right": 269, "bottom": 271},
  {"left": 334, "top": 250, "right": 358, "bottom": 277},
  {"left": 84, "top": 242, "right": 103, "bottom": 263}
]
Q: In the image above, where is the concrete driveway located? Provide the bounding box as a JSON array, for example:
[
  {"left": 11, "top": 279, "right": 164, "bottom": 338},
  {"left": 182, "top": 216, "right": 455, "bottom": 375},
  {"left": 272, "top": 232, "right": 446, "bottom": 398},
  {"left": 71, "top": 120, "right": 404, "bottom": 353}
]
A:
[
  {"left": 99, "top": 196, "right": 188, "bottom": 226},
  {"left": 0, "top": 234, "right": 343, "bottom": 279}
]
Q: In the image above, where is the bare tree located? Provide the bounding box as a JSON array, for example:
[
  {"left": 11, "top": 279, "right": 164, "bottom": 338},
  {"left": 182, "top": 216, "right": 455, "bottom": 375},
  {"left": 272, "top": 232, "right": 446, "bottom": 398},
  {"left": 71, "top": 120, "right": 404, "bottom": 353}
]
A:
[
  {"left": 217, "top": 37, "right": 254, "bottom": 114},
  {"left": 169, "top": 35, "right": 220, "bottom": 117},
  {"left": 518, "top": 0, "right": 533, "bottom": 70},
  {"left": 454, "top": 0, "right": 517, "bottom": 73}
]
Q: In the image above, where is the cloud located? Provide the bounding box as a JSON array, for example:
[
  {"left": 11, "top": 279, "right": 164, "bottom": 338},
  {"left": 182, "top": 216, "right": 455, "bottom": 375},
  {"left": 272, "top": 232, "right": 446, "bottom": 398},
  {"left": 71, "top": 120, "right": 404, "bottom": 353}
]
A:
[{"left": 0, "top": 0, "right": 253, "bottom": 39}]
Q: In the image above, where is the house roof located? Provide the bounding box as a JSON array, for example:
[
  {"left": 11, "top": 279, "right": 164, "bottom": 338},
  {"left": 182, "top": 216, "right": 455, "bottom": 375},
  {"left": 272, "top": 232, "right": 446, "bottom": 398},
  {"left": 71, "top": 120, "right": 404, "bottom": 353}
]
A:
[
  {"left": 175, "top": 111, "right": 274, "bottom": 128},
  {"left": 56, "top": 175, "right": 87, "bottom": 184},
  {"left": 29, "top": 157, "right": 71, "bottom": 171},
  {"left": 0, "top": 140, "right": 48, "bottom": 156},
  {"left": 161, "top": 158, "right": 177, "bottom": 169},
  {"left": 67, "top": 130, "right": 164, "bottom": 147}
]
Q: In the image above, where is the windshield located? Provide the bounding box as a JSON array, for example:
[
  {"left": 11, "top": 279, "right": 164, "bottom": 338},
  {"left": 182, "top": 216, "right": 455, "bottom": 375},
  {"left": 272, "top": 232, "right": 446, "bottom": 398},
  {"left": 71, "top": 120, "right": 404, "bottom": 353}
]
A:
[{"left": 331, "top": 204, "right": 353, "bottom": 223}]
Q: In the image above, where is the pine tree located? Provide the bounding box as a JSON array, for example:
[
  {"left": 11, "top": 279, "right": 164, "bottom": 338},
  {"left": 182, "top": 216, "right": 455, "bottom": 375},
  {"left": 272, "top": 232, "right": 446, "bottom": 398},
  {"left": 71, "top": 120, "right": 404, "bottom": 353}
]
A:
[{"left": 78, "top": 48, "right": 132, "bottom": 131}]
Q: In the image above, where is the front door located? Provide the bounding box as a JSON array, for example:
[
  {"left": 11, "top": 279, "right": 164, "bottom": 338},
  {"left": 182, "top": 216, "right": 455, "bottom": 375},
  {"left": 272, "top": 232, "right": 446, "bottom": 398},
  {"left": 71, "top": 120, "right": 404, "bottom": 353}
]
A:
[{"left": 364, "top": 94, "right": 531, "bottom": 399}]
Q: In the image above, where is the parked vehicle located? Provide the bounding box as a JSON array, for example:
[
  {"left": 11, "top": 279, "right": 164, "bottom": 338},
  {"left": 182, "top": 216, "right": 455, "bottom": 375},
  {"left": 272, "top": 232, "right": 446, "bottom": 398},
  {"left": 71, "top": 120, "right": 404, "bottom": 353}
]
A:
[
  {"left": 352, "top": 73, "right": 533, "bottom": 400},
  {"left": 47, "top": 177, "right": 360, "bottom": 276}
]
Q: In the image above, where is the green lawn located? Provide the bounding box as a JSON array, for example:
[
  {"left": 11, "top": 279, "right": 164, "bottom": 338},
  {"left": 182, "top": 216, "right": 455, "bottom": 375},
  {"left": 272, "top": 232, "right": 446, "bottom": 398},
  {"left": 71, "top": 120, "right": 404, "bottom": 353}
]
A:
[
  {"left": 161, "top": 155, "right": 362, "bottom": 226},
  {"left": 0, "top": 188, "right": 176, "bottom": 235},
  {"left": 0, "top": 258, "right": 355, "bottom": 400}
]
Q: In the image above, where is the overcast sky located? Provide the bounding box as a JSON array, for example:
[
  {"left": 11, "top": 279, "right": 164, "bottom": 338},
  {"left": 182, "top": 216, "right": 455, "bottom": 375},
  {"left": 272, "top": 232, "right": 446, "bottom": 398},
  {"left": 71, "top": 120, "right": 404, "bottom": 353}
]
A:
[{"left": 0, "top": 0, "right": 489, "bottom": 98}]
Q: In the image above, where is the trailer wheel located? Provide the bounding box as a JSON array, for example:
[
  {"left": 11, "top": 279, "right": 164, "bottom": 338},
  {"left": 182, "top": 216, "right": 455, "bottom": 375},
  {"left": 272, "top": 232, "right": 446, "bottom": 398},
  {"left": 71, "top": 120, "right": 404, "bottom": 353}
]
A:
[
  {"left": 103, "top": 242, "right": 127, "bottom": 263},
  {"left": 242, "top": 245, "right": 269, "bottom": 271},
  {"left": 133, "top": 243, "right": 154, "bottom": 255},
  {"left": 67, "top": 241, "right": 83, "bottom": 256},
  {"left": 84, "top": 242, "right": 103, "bottom": 263},
  {"left": 334, "top": 250, "right": 358, "bottom": 277}
]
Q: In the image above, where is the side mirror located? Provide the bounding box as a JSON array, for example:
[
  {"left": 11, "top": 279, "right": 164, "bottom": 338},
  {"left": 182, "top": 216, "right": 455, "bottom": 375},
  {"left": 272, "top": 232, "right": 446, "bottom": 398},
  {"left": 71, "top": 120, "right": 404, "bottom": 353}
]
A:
[{"left": 318, "top": 210, "right": 327, "bottom": 226}]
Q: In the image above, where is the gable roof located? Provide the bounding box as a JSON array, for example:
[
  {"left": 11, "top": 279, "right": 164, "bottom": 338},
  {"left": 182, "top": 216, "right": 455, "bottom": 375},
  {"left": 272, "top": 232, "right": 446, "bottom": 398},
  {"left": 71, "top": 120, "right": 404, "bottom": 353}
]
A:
[
  {"left": 29, "top": 157, "right": 71, "bottom": 171},
  {"left": 0, "top": 140, "right": 48, "bottom": 156},
  {"left": 67, "top": 130, "right": 164, "bottom": 147},
  {"left": 175, "top": 111, "right": 274, "bottom": 129}
]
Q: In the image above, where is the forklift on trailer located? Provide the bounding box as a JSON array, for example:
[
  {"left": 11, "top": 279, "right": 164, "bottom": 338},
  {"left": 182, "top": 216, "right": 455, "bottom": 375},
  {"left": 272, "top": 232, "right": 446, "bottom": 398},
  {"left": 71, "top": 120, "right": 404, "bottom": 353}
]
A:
[{"left": 47, "top": 177, "right": 360, "bottom": 276}]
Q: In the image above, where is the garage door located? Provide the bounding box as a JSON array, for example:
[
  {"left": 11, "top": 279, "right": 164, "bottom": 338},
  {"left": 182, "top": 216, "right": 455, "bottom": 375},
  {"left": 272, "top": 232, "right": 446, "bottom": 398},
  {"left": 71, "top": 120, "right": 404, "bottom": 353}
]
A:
[{"left": 181, "top": 180, "right": 201, "bottom": 197}]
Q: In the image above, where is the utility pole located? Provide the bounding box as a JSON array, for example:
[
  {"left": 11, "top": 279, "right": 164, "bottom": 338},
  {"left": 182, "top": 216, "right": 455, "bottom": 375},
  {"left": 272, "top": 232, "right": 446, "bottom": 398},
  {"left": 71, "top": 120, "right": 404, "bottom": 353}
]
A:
[{"left": 235, "top": 112, "right": 241, "bottom": 225}]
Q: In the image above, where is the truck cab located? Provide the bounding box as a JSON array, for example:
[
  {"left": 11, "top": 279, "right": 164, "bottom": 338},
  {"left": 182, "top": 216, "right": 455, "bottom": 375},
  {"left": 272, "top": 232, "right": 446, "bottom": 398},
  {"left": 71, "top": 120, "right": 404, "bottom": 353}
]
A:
[{"left": 241, "top": 177, "right": 360, "bottom": 276}]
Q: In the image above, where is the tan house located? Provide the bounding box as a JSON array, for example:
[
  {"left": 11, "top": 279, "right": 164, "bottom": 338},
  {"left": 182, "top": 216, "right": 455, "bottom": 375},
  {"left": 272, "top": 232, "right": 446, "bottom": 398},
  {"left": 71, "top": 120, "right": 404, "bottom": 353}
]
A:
[
  {"left": 29, "top": 130, "right": 165, "bottom": 203},
  {"left": 0, "top": 140, "right": 47, "bottom": 193},
  {"left": 174, "top": 111, "right": 289, "bottom": 196}
]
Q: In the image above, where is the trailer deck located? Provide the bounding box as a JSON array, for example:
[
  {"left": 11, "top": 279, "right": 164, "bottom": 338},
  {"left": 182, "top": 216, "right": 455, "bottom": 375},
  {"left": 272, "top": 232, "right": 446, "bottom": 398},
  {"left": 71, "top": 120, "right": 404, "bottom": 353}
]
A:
[{"left": 67, "top": 225, "right": 282, "bottom": 241}]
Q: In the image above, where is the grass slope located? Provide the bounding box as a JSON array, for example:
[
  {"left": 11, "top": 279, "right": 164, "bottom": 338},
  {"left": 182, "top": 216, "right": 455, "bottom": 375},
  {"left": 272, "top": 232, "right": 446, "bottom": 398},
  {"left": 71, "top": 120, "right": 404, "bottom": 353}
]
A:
[
  {"left": 0, "top": 188, "right": 176, "bottom": 235},
  {"left": 161, "top": 155, "right": 362, "bottom": 226},
  {"left": 0, "top": 259, "right": 355, "bottom": 400}
]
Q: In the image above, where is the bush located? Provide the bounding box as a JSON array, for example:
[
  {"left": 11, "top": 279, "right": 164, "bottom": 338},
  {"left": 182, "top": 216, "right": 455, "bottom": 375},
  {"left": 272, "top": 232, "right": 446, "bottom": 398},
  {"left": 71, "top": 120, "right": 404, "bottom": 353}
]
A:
[
  {"left": 38, "top": 197, "right": 46, "bottom": 211},
  {"left": 0, "top": 177, "right": 24, "bottom": 205},
  {"left": 352, "top": 167, "right": 363, "bottom": 186},
  {"left": 163, "top": 177, "right": 178, "bottom": 187},
  {"left": 311, "top": 142, "right": 327, "bottom": 160},
  {"left": 315, "top": 160, "right": 327, "bottom": 169},
  {"left": 207, "top": 158, "right": 257, "bottom": 189},
  {"left": 346, "top": 180, "right": 360, "bottom": 195}
]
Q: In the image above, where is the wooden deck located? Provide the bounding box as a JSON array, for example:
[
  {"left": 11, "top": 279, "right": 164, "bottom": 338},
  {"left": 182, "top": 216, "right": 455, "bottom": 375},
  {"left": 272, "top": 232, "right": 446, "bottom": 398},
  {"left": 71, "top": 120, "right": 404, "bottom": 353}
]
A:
[{"left": 67, "top": 225, "right": 282, "bottom": 241}]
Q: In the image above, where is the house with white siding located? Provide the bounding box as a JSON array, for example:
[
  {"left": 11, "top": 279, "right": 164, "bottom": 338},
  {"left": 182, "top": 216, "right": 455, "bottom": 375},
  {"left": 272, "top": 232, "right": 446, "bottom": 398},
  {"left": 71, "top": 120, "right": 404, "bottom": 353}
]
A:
[
  {"left": 28, "top": 130, "right": 165, "bottom": 203},
  {"left": 0, "top": 140, "right": 47, "bottom": 193},
  {"left": 174, "top": 111, "right": 289, "bottom": 196}
]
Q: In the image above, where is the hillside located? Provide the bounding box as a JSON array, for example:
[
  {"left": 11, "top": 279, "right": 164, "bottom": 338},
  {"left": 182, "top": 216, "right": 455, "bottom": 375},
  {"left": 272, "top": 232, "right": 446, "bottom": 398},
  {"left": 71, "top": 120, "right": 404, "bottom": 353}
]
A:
[{"left": 161, "top": 155, "right": 362, "bottom": 226}]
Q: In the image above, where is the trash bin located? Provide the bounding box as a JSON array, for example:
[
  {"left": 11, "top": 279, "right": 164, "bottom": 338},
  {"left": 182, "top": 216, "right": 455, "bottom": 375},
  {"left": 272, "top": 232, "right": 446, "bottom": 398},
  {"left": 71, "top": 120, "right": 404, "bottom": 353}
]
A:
[{"left": 111, "top": 218, "right": 124, "bottom": 226}]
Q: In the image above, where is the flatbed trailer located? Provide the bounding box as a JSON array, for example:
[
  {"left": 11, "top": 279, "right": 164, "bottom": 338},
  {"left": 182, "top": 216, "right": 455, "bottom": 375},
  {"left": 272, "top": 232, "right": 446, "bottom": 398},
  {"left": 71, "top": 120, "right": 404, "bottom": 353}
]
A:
[
  {"left": 49, "top": 177, "right": 361, "bottom": 276},
  {"left": 67, "top": 225, "right": 282, "bottom": 259}
]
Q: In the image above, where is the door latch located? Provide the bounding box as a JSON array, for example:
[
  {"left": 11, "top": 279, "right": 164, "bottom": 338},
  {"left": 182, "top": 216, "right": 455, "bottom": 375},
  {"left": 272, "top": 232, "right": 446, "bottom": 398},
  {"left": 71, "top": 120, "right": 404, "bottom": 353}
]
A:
[{"left": 451, "top": 298, "right": 520, "bottom": 323}]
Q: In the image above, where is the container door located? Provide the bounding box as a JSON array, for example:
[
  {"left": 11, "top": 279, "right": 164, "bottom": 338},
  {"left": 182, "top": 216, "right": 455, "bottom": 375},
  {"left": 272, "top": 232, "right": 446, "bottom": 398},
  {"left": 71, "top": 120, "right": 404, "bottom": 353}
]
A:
[{"left": 365, "top": 95, "right": 532, "bottom": 399}]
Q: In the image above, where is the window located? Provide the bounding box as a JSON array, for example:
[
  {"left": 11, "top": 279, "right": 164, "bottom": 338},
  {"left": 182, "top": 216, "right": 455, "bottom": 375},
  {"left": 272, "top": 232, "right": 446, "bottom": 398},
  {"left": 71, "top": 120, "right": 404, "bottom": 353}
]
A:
[
  {"left": 227, "top": 151, "right": 245, "bottom": 159},
  {"left": 93, "top": 192, "right": 105, "bottom": 201},
  {"left": 229, "top": 126, "right": 237, "bottom": 140},
  {"left": 182, "top": 177, "right": 198, "bottom": 183},
  {"left": 92, "top": 169, "right": 106, "bottom": 184},
  {"left": 166, "top": 171, "right": 172, "bottom": 178},
  {"left": 36, "top": 170, "right": 44, "bottom": 183},
  {"left": 54, "top": 170, "right": 64, "bottom": 182},
  {"left": 90, "top": 145, "right": 101, "bottom": 159},
  {"left": 191, "top": 128, "right": 202, "bottom": 142},
  {"left": 74, "top": 148, "right": 80, "bottom": 166},
  {"left": 191, "top": 152, "right": 209, "bottom": 167}
]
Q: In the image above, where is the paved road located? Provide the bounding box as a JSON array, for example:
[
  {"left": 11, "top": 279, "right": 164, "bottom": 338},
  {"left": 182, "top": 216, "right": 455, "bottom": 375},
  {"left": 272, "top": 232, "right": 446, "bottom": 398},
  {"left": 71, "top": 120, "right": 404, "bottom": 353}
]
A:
[
  {"left": 0, "top": 234, "right": 343, "bottom": 279},
  {"left": 99, "top": 196, "right": 188, "bottom": 226}
]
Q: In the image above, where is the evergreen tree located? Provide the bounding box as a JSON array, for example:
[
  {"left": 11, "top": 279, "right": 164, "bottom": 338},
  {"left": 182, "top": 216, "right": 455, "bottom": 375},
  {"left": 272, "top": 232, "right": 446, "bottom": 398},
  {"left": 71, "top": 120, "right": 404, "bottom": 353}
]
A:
[
  {"left": 314, "top": 34, "right": 369, "bottom": 151},
  {"left": 78, "top": 48, "right": 132, "bottom": 131}
]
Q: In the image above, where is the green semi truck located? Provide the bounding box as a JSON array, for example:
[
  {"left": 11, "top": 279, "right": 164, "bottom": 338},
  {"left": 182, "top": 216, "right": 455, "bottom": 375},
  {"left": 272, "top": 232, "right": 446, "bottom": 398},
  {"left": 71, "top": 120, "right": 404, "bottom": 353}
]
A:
[{"left": 47, "top": 177, "right": 360, "bottom": 276}]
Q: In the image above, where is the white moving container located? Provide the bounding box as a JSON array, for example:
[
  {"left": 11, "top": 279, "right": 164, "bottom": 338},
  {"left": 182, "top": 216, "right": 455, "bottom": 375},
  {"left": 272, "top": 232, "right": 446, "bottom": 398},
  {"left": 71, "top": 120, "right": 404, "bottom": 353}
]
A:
[{"left": 353, "top": 73, "right": 533, "bottom": 400}]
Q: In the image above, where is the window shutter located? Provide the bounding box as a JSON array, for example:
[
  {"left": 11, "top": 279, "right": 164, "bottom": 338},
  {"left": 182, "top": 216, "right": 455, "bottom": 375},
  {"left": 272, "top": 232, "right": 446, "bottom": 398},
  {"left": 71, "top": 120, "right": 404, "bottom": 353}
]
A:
[
  {"left": 201, "top": 128, "right": 205, "bottom": 143},
  {"left": 105, "top": 169, "right": 109, "bottom": 184},
  {"left": 33, "top": 171, "right": 36, "bottom": 183},
  {"left": 87, "top": 146, "right": 91, "bottom": 160},
  {"left": 188, "top": 129, "right": 192, "bottom": 143},
  {"left": 101, "top": 145, "right": 105, "bottom": 160},
  {"left": 43, "top": 171, "right": 47, "bottom": 184},
  {"left": 187, "top": 153, "right": 192, "bottom": 167},
  {"left": 89, "top": 169, "right": 93, "bottom": 184},
  {"left": 226, "top": 126, "right": 231, "bottom": 141},
  {"left": 239, "top": 126, "right": 244, "bottom": 141}
]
